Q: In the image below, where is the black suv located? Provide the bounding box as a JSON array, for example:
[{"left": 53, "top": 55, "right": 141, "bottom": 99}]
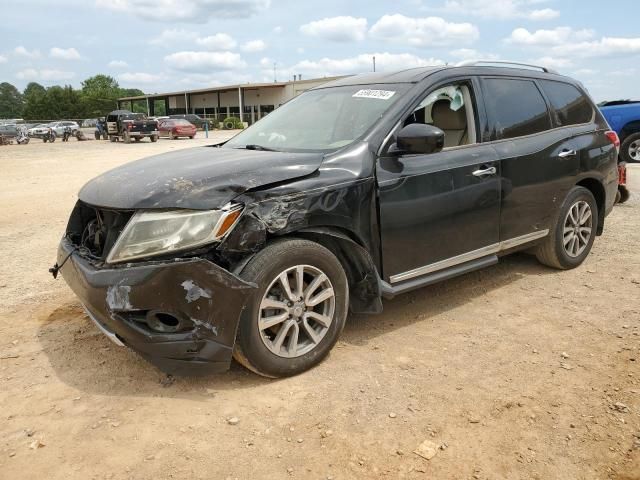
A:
[{"left": 54, "top": 62, "right": 619, "bottom": 377}]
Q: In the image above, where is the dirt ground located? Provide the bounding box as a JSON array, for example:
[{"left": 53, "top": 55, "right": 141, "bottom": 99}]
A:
[{"left": 0, "top": 135, "right": 638, "bottom": 480}]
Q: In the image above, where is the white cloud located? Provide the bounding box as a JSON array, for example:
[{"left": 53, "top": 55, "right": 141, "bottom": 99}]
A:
[
  {"left": 259, "top": 56, "right": 272, "bottom": 67},
  {"left": 506, "top": 27, "right": 640, "bottom": 59},
  {"left": 434, "top": 0, "right": 559, "bottom": 20},
  {"left": 14, "top": 46, "right": 41, "bottom": 58},
  {"left": 108, "top": 60, "right": 128, "bottom": 68},
  {"left": 300, "top": 16, "right": 367, "bottom": 42},
  {"left": 241, "top": 39, "right": 266, "bottom": 52},
  {"left": 0, "top": 55, "right": 7, "bottom": 63},
  {"left": 195, "top": 33, "right": 237, "bottom": 50},
  {"left": 119, "top": 72, "right": 163, "bottom": 83},
  {"left": 284, "top": 52, "right": 444, "bottom": 78},
  {"left": 370, "top": 14, "right": 478, "bottom": 47},
  {"left": 164, "top": 51, "right": 247, "bottom": 71},
  {"left": 529, "top": 56, "right": 573, "bottom": 69},
  {"left": 103, "top": 0, "right": 270, "bottom": 22},
  {"left": 506, "top": 27, "right": 594, "bottom": 46},
  {"left": 50, "top": 47, "right": 81, "bottom": 60},
  {"left": 273, "top": 26, "right": 282, "bottom": 34},
  {"left": 150, "top": 29, "right": 198, "bottom": 45},
  {"left": 16, "top": 68, "right": 75, "bottom": 81},
  {"left": 450, "top": 48, "right": 499, "bottom": 61}
]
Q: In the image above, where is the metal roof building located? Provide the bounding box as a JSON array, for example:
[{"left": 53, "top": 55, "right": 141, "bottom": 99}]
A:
[{"left": 117, "top": 76, "right": 345, "bottom": 125}]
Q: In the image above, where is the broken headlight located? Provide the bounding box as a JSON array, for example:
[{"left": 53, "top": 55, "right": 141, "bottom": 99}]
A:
[{"left": 106, "top": 205, "right": 243, "bottom": 264}]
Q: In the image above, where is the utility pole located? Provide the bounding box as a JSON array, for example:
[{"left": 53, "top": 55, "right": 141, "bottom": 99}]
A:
[{"left": 373, "top": 56, "right": 376, "bottom": 72}]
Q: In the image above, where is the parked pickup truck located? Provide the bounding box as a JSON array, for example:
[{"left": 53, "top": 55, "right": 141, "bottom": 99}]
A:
[
  {"left": 599, "top": 100, "right": 640, "bottom": 163},
  {"left": 106, "top": 110, "right": 159, "bottom": 143}
]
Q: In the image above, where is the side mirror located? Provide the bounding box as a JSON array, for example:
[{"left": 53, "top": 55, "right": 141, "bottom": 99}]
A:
[{"left": 394, "top": 123, "right": 445, "bottom": 155}]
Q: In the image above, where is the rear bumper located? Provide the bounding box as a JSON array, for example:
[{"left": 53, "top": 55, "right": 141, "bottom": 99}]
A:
[{"left": 57, "top": 237, "right": 256, "bottom": 375}]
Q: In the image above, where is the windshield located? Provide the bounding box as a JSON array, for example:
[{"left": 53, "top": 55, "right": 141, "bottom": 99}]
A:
[{"left": 225, "top": 84, "right": 409, "bottom": 152}]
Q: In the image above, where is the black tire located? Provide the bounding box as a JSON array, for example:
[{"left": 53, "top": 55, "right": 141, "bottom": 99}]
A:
[
  {"left": 150, "top": 135, "right": 158, "bottom": 143},
  {"left": 94, "top": 131, "right": 100, "bottom": 140},
  {"left": 233, "top": 239, "right": 349, "bottom": 378},
  {"left": 109, "top": 136, "right": 116, "bottom": 143},
  {"left": 189, "top": 136, "right": 194, "bottom": 139},
  {"left": 621, "top": 132, "right": 640, "bottom": 163},
  {"left": 618, "top": 185, "right": 630, "bottom": 204},
  {"left": 535, "top": 186, "right": 598, "bottom": 269}
]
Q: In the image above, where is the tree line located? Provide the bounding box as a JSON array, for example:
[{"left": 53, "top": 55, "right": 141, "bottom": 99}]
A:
[{"left": 0, "top": 74, "right": 149, "bottom": 121}]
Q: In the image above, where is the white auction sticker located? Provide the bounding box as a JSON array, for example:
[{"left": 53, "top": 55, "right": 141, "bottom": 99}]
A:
[{"left": 352, "top": 89, "right": 396, "bottom": 100}]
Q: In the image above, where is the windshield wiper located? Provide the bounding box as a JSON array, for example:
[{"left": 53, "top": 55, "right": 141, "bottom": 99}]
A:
[{"left": 242, "top": 144, "right": 278, "bottom": 152}]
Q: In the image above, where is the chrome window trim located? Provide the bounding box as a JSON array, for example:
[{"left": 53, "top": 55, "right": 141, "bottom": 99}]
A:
[{"left": 389, "top": 229, "right": 549, "bottom": 284}]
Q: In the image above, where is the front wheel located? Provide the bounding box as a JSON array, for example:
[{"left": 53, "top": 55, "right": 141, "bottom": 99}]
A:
[
  {"left": 233, "top": 239, "right": 349, "bottom": 378},
  {"left": 150, "top": 135, "right": 158, "bottom": 142},
  {"left": 535, "top": 186, "right": 598, "bottom": 269}
]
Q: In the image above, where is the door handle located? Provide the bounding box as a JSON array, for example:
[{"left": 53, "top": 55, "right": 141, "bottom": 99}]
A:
[
  {"left": 558, "top": 149, "right": 577, "bottom": 158},
  {"left": 472, "top": 166, "right": 497, "bottom": 177}
]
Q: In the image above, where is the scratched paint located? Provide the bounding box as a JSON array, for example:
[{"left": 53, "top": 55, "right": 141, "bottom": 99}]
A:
[{"left": 181, "top": 280, "right": 212, "bottom": 303}]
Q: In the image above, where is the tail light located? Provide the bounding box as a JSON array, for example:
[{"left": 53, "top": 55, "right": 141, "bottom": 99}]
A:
[
  {"left": 127, "top": 123, "right": 133, "bottom": 131},
  {"left": 605, "top": 130, "right": 620, "bottom": 152}
]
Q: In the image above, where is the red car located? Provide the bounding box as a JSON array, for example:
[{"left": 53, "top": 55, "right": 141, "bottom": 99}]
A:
[{"left": 158, "top": 119, "right": 197, "bottom": 139}]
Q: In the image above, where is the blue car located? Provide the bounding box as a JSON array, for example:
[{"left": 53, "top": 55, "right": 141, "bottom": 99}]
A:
[{"left": 599, "top": 100, "right": 640, "bottom": 163}]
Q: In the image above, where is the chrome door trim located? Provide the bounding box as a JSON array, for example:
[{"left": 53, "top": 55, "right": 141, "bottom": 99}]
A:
[{"left": 389, "top": 229, "right": 549, "bottom": 284}]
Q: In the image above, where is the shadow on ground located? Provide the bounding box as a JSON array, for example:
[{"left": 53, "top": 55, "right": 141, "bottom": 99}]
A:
[{"left": 38, "top": 252, "right": 558, "bottom": 397}]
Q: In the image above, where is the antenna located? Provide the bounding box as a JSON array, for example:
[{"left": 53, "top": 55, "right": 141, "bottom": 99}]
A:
[
  {"left": 273, "top": 62, "right": 277, "bottom": 82},
  {"left": 373, "top": 56, "right": 376, "bottom": 72}
]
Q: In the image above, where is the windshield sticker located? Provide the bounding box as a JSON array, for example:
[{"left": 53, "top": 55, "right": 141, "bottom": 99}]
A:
[{"left": 352, "top": 89, "right": 396, "bottom": 100}]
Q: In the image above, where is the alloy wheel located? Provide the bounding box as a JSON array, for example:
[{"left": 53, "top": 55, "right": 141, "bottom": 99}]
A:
[
  {"left": 629, "top": 140, "right": 639, "bottom": 161},
  {"left": 258, "top": 265, "right": 335, "bottom": 358},
  {"left": 562, "top": 200, "right": 592, "bottom": 258}
]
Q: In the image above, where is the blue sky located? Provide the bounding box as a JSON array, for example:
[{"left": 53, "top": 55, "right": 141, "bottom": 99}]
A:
[{"left": 1, "top": 0, "right": 638, "bottom": 101}]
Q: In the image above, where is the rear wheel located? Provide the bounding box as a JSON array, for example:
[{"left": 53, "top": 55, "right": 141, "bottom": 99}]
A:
[
  {"left": 233, "top": 239, "right": 349, "bottom": 378},
  {"left": 150, "top": 135, "right": 158, "bottom": 143},
  {"left": 535, "top": 186, "right": 598, "bottom": 269},
  {"left": 621, "top": 132, "right": 640, "bottom": 163}
]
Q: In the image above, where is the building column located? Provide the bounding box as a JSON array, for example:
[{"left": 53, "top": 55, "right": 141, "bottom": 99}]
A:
[
  {"left": 146, "top": 97, "right": 150, "bottom": 116},
  {"left": 238, "top": 87, "right": 243, "bottom": 123}
]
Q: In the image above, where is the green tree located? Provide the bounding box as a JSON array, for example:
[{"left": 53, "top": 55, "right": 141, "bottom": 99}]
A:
[
  {"left": 0, "top": 82, "right": 24, "bottom": 118},
  {"left": 22, "top": 82, "right": 47, "bottom": 120},
  {"left": 80, "top": 74, "right": 122, "bottom": 117}
]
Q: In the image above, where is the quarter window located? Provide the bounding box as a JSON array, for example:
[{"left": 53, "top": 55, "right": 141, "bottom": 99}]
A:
[
  {"left": 483, "top": 78, "right": 551, "bottom": 140},
  {"left": 539, "top": 80, "right": 593, "bottom": 126}
]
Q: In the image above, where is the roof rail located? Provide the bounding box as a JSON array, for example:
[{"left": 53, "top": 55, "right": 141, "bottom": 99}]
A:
[{"left": 455, "top": 60, "right": 558, "bottom": 74}]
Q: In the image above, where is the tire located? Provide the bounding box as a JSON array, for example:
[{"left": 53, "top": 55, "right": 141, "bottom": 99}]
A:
[
  {"left": 134, "top": 137, "right": 141, "bottom": 142},
  {"left": 621, "top": 132, "right": 640, "bottom": 163},
  {"left": 94, "top": 131, "right": 100, "bottom": 140},
  {"left": 535, "top": 186, "right": 598, "bottom": 269},
  {"left": 109, "top": 136, "right": 116, "bottom": 143},
  {"left": 150, "top": 135, "right": 158, "bottom": 143},
  {"left": 618, "top": 185, "right": 630, "bottom": 204},
  {"left": 189, "top": 136, "right": 194, "bottom": 139},
  {"left": 233, "top": 239, "right": 349, "bottom": 378}
]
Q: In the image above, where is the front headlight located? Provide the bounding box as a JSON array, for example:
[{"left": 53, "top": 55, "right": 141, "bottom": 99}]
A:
[{"left": 106, "top": 205, "right": 243, "bottom": 264}]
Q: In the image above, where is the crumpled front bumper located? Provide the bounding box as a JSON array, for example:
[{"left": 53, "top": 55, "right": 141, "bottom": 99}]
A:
[{"left": 57, "top": 237, "right": 256, "bottom": 375}]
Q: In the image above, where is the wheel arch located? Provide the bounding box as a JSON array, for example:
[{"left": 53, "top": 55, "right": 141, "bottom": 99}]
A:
[
  {"left": 619, "top": 120, "right": 640, "bottom": 142},
  {"left": 289, "top": 226, "right": 383, "bottom": 315},
  {"left": 576, "top": 177, "right": 605, "bottom": 235}
]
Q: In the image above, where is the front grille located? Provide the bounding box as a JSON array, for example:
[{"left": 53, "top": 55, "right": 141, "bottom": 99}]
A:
[{"left": 66, "top": 201, "right": 134, "bottom": 260}]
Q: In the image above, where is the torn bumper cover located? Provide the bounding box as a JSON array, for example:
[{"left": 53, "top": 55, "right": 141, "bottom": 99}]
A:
[{"left": 57, "top": 237, "right": 256, "bottom": 375}]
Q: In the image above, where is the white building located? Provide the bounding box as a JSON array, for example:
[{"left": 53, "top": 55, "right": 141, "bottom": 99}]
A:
[{"left": 117, "top": 76, "right": 345, "bottom": 125}]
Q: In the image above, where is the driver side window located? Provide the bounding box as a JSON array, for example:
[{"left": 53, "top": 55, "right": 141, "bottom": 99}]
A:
[{"left": 403, "top": 83, "right": 477, "bottom": 149}]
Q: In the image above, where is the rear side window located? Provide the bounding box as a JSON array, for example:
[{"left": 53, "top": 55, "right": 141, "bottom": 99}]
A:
[
  {"left": 483, "top": 78, "right": 551, "bottom": 140},
  {"left": 539, "top": 80, "right": 593, "bottom": 126}
]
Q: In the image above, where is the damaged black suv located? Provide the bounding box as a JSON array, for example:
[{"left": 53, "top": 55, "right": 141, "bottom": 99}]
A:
[{"left": 55, "top": 62, "right": 619, "bottom": 377}]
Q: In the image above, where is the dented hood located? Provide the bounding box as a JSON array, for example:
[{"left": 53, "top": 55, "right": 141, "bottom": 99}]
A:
[{"left": 78, "top": 146, "right": 324, "bottom": 209}]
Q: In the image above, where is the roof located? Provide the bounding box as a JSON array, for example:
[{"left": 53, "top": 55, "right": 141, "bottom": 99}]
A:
[
  {"left": 319, "top": 67, "right": 446, "bottom": 88},
  {"left": 117, "top": 76, "right": 346, "bottom": 101}
]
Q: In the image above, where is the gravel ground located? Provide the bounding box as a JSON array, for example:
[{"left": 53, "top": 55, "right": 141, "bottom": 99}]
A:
[{"left": 0, "top": 136, "right": 638, "bottom": 480}]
